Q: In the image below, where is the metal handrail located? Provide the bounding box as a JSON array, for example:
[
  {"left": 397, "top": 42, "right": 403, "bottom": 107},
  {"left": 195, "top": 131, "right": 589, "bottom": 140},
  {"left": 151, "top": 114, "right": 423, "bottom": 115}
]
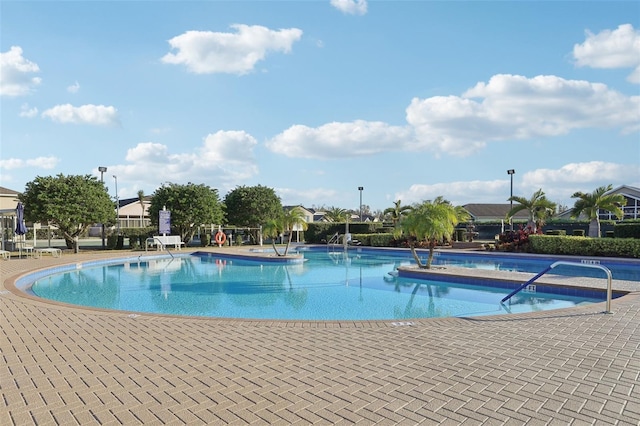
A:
[
  {"left": 501, "top": 261, "right": 613, "bottom": 314},
  {"left": 145, "top": 237, "right": 175, "bottom": 259}
]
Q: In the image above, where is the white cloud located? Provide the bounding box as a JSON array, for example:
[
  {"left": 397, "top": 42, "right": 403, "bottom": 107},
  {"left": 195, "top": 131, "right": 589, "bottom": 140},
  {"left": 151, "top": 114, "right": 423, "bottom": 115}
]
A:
[
  {"left": 393, "top": 161, "right": 639, "bottom": 207},
  {"left": 408, "top": 74, "right": 639, "bottom": 155},
  {"left": 0, "top": 156, "right": 59, "bottom": 170},
  {"left": 67, "top": 81, "right": 80, "bottom": 93},
  {"left": 522, "top": 161, "right": 640, "bottom": 198},
  {"left": 394, "top": 180, "right": 508, "bottom": 207},
  {"left": 573, "top": 24, "right": 640, "bottom": 83},
  {"left": 198, "top": 130, "right": 257, "bottom": 166},
  {"left": 0, "top": 46, "right": 42, "bottom": 97},
  {"left": 266, "top": 120, "right": 414, "bottom": 159},
  {"left": 161, "top": 24, "right": 303, "bottom": 74},
  {"left": 330, "top": 0, "right": 368, "bottom": 15},
  {"left": 520, "top": 162, "right": 640, "bottom": 206},
  {"left": 268, "top": 74, "right": 638, "bottom": 159},
  {"left": 113, "top": 131, "right": 259, "bottom": 197},
  {"left": 41, "top": 104, "right": 120, "bottom": 126},
  {"left": 125, "top": 142, "right": 171, "bottom": 164},
  {"left": 19, "top": 103, "right": 38, "bottom": 118},
  {"left": 150, "top": 127, "right": 172, "bottom": 135},
  {"left": 276, "top": 187, "right": 338, "bottom": 207},
  {"left": 27, "top": 156, "right": 59, "bottom": 169}
]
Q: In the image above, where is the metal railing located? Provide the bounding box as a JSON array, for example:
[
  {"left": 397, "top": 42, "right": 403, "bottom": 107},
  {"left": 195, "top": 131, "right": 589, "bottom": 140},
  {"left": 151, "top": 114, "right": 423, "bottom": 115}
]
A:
[
  {"left": 145, "top": 237, "right": 175, "bottom": 259},
  {"left": 501, "top": 261, "right": 613, "bottom": 314}
]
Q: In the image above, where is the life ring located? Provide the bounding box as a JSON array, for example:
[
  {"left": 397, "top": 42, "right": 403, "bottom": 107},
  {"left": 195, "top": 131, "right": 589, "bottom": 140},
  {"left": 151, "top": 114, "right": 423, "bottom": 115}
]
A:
[{"left": 215, "top": 231, "right": 227, "bottom": 245}]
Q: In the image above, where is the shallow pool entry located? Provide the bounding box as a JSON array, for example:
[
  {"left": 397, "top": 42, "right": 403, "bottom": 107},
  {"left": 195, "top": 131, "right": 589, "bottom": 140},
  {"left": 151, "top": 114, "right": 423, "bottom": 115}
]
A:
[{"left": 26, "top": 250, "right": 613, "bottom": 320}]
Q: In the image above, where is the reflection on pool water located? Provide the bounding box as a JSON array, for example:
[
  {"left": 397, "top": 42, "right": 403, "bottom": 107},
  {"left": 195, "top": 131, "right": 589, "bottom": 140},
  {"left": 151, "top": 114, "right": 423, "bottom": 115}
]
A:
[{"left": 26, "top": 248, "right": 630, "bottom": 321}]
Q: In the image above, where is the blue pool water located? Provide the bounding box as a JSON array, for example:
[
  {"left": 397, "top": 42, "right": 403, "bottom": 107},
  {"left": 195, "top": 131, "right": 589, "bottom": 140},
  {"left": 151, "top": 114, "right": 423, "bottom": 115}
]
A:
[{"left": 26, "top": 248, "right": 634, "bottom": 320}]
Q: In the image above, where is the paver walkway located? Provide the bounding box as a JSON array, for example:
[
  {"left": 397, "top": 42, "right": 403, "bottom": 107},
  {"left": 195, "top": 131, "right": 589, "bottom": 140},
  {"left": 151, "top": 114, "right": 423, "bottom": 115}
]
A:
[{"left": 1, "top": 249, "right": 639, "bottom": 425}]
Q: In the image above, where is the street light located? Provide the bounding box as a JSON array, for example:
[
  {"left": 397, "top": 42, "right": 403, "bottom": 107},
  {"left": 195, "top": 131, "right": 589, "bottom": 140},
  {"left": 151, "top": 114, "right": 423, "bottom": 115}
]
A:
[
  {"left": 113, "top": 175, "right": 120, "bottom": 235},
  {"left": 358, "top": 186, "right": 364, "bottom": 222},
  {"left": 507, "top": 169, "right": 515, "bottom": 231},
  {"left": 98, "top": 166, "right": 107, "bottom": 249}
]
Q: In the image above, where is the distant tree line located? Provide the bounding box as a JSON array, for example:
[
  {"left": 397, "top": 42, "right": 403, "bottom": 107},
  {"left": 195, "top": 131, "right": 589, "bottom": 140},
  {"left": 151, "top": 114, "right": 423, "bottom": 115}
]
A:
[{"left": 18, "top": 174, "right": 629, "bottom": 253}]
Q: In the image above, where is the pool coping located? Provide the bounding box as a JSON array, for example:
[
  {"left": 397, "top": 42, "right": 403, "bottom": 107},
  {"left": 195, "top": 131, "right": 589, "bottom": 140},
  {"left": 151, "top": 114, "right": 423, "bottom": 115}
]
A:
[
  {"left": 3, "top": 246, "right": 640, "bottom": 425},
  {"left": 3, "top": 247, "right": 639, "bottom": 326}
]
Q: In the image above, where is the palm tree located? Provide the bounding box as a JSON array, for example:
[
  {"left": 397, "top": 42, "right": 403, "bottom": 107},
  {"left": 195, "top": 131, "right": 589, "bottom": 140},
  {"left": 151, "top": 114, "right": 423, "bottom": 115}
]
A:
[
  {"left": 401, "top": 199, "right": 461, "bottom": 269},
  {"left": 383, "top": 200, "right": 412, "bottom": 225},
  {"left": 432, "top": 196, "right": 471, "bottom": 224},
  {"left": 571, "top": 184, "right": 626, "bottom": 237},
  {"left": 324, "top": 207, "right": 349, "bottom": 222},
  {"left": 282, "top": 207, "right": 308, "bottom": 255},
  {"left": 263, "top": 217, "right": 285, "bottom": 256},
  {"left": 506, "top": 189, "right": 556, "bottom": 232},
  {"left": 262, "top": 208, "right": 308, "bottom": 256},
  {"left": 137, "top": 190, "right": 145, "bottom": 228}
]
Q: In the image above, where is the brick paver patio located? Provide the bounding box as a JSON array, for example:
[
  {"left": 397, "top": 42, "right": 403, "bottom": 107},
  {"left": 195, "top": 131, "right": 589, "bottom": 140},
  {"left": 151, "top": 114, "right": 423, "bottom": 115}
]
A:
[{"left": 1, "top": 249, "right": 639, "bottom": 425}]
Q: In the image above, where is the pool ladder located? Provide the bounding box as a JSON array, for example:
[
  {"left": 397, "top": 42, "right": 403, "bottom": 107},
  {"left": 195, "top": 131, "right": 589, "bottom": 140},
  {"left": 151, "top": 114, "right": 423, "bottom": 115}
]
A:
[
  {"left": 145, "top": 237, "right": 175, "bottom": 259},
  {"left": 500, "top": 261, "right": 613, "bottom": 314}
]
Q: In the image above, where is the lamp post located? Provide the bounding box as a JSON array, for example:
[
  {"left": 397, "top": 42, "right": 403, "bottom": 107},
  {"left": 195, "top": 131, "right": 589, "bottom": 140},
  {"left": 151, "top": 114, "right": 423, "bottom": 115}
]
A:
[
  {"left": 113, "top": 175, "right": 120, "bottom": 235},
  {"left": 358, "top": 186, "right": 364, "bottom": 222},
  {"left": 507, "top": 169, "right": 515, "bottom": 231},
  {"left": 98, "top": 166, "right": 107, "bottom": 249}
]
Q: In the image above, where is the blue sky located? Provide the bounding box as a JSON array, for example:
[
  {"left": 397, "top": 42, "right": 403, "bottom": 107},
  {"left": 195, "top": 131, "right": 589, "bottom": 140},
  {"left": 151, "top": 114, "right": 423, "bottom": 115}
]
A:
[{"left": 1, "top": 0, "right": 639, "bottom": 214}]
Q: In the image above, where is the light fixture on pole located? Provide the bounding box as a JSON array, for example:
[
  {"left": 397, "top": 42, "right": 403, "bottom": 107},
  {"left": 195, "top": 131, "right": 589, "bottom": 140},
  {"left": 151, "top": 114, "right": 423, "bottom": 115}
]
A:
[
  {"left": 98, "top": 166, "right": 107, "bottom": 249},
  {"left": 358, "top": 187, "right": 364, "bottom": 222},
  {"left": 113, "top": 175, "right": 120, "bottom": 235},
  {"left": 507, "top": 169, "right": 515, "bottom": 231}
]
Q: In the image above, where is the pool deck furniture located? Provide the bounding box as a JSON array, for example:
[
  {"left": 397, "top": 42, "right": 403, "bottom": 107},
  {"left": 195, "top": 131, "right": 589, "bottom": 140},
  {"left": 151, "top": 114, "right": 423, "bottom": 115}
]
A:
[
  {"left": 0, "top": 250, "right": 9, "bottom": 260},
  {"left": 1, "top": 248, "right": 639, "bottom": 425},
  {"left": 146, "top": 235, "right": 185, "bottom": 251},
  {"left": 18, "top": 245, "right": 34, "bottom": 258},
  {"left": 34, "top": 247, "right": 62, "bottom": 258}
]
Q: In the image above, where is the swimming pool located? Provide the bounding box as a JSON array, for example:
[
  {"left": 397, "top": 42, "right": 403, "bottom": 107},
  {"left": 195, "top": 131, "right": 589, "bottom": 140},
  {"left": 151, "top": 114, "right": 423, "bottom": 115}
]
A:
[{"left": 23, "top": 248, "right": 633, "bottom": 320}]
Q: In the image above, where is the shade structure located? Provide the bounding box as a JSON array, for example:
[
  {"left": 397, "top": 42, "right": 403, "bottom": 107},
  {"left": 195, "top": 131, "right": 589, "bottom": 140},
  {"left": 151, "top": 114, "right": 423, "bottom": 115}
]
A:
[
  {"left": 15, "top": 202, "right": 28, "bottom": 257},
  {"left": 15, "top": 202, "right": 27, "bottom": 236}
]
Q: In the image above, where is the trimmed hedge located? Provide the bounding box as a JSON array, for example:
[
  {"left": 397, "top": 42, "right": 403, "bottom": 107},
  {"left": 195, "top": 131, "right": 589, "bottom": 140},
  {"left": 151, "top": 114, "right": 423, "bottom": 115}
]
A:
[
  {"left": 305, "top": 222, "right": 384, "bottom": 243},
  {"left": 352, "top": 233, "right": 395, "bottom": 247},
  {"left": 614, "top": 221, "right": 640, "bottom": 239},
  {"left": 529, "top": 235, "right": 640, "bottom": 258}
]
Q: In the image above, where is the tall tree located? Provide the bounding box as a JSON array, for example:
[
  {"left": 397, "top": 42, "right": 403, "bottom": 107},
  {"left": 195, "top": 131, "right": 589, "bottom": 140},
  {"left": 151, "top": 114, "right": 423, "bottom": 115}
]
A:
[
  {"left": 282, "top": 207, "right": 308, "bottom": 255},
  {"left": 506, "top": 189, "right": 556, "bottom": 232},
  {"left": 149, "top": 182, "right": 224, "bottom": 243},
  {"left": 401, "top": 199, "right": 463, "bottom": 269},
  {"left": 19, "top": 174, "right": 115, "bottom": 251},
  {"left": 262, "top": 217, "right": 285, "bottom": 256},
  {"left": 383, "top": 200, "right": 412, "bottom": 225},
  {"left": 262, "top": 208, "right": 309, "bottom": 256},
  {"left": 224, "top": 185, "right": 282, "bottom": 228},
  {"left": 324, "top": 207, "right": 349, "bottom": 222},
  {"left": 137, "top": 190, "right": 145, "bottom": 228},
  {"left": 571, "top": 184, "right": 626, "bottom": 237}
]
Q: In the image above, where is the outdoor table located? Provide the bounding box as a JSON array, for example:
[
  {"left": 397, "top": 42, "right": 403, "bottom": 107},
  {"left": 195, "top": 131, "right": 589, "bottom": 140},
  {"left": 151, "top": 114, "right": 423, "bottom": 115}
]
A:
[{"left": 0, "top": 250, "right": 10, "bottom": 260}]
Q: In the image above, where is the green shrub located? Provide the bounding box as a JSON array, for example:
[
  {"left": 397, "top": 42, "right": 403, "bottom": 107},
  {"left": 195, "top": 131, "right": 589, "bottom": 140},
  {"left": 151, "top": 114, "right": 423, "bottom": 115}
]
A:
[
  {"left": 201, "top": 233, "right": 211, "bottom": 247},
  {"left": 614, "top": 221, "right": 640, "bottom": 239},
  {"left": 106, "top": 234, "right": 118, "bottom": 249},
  {"left": 529, "top": 235, "right": 640, "bottom": 258},
  {"left": 360, "top": 233, "right": 394, "bottom": 247}
]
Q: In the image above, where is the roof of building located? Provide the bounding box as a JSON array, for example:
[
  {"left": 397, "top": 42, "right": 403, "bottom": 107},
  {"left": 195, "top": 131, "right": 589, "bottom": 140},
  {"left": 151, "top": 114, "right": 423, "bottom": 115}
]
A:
[
  {"left": 463, "top": 204, "right": 530, "bottom": 220},
  {"left": 0, "top": 186, "right": 21, "bottom": 196}
]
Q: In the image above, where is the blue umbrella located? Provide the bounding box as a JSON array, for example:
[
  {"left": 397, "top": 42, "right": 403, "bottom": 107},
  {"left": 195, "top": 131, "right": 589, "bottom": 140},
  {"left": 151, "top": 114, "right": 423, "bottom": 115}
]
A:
[{"left": 15, "top": 203, "right": 27, "bottom": 236}]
